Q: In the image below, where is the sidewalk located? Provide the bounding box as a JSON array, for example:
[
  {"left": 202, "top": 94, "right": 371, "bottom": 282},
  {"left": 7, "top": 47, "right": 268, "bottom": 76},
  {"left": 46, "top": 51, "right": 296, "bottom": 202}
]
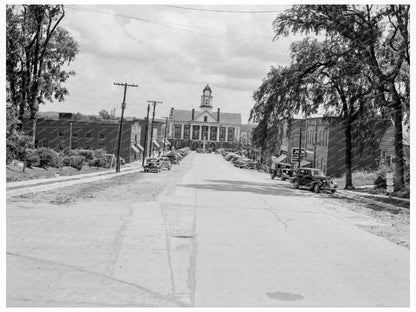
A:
[
  {"left": 6, "top": 162, "right": 143, "bottom": 197},
  {"left": 336, "top": 189, "right": 409, "bottom": 210}
]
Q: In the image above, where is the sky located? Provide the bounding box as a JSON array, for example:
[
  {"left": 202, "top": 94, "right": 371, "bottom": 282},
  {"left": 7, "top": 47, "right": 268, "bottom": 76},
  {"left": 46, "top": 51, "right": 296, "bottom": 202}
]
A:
[{"left": 38, "top": 4, "right": 301, "bottom": 123}]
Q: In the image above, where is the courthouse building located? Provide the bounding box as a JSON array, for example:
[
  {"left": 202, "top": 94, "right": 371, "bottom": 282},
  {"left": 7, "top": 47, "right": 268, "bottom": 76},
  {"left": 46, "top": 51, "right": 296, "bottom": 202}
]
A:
[{"left": 168, "top": 85, "right": 242, "bottom": 150}]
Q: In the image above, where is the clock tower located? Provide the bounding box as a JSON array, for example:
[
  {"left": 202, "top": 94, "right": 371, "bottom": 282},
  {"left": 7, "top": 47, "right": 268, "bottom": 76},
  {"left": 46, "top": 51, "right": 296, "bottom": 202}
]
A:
[{"left": 200, "top": 84, "right": 213, "bottom": 113}]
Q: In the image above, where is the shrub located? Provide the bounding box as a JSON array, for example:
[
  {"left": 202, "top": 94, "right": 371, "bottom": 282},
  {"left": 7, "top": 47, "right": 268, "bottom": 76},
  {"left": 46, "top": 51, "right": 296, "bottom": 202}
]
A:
[
  {"left": 24, "top": 149, "right": 40, "bottom": 168},
  {"left": 93, "top": 149, "right": 106, "bottom": 159},
  {"left": 77, "top": 149, "right": 94, "bottom": 161},
  {"left": 38, "top": 148, "right": 61, "bottom": 168},
  {"left": 88, "top": 158, "right": 101, "bottom": 167},
  {"left": 69, "top": 155, "right": 84, "bottom": 170},
  {"left": 6, "top": 131, "right": 33, "bottom": 164},
  {"left": 62, "top": 156, "right": 71, "bottom": 166}
]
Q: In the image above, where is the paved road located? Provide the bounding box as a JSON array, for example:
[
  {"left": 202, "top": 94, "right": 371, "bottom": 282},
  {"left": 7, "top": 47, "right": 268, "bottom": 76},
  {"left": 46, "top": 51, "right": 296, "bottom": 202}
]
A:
[{"left": 7, "top": 153, "right": 409, "bottom": 307}]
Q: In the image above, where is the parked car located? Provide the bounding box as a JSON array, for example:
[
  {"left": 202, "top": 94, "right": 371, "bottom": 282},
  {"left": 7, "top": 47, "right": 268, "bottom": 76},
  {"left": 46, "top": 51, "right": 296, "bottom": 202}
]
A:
[
  {"left": 159, "top": 156, "right": 172, "bottom": 170},
  {"left": 231, "top": 155, "right": 243, "bottom": 164},
  {"left": 144, "top": 158, "right": 162, "bottom": 173},
  {"left": 166, "top": 154, "right": 180, "bottom": 164},
  {"left": 225, "top": 153, "right": 236, "bottom": 161},
  {"left": 245, "top": 160, "right": 258, "bottom": 169},
  {"left": 270, "top": 159, "right": 292, "bottom": 180},
  {"left": 280, "top": 168, "right": 294, "bottom": 181},
  {"left": 291, "top": 167, "right": 337, "bottom": 193},
  {"left": 235, "top": 157, "right": 250, "bottom": 168}
]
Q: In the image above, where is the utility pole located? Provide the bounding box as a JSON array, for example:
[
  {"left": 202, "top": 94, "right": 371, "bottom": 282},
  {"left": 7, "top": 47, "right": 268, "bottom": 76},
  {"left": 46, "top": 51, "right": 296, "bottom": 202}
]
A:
[
  {"left": 69, "top": 122, "right": 73, "bottom": 153},
  {"left": 298, "top": 120, "right": 302, "bottom": 169},
  {"left": 114, "top": 82, "right": 138, "bottom": 172},
  {"left": 142, "top": 103, "right": 150, "bottom": 167},
  {"left": 162, "top": 116, "right": 169, "bottom": 155},
  {"left": 313, "top": 118, "right": 318, "bottom": 168},
  {"left": 148, "top": 100, "right": 162, "bottom": 157}
]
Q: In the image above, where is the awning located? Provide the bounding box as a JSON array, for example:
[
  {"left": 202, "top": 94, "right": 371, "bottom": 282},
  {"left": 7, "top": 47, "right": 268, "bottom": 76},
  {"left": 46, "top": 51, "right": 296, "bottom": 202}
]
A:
[
  {"left": 136, "top": 144, "right": 144, "bottom": 151},
  {"left": 272, "top": 154, "right": 287, "bottom": 163},
  {"left": 152, "top": 139, "right": 160, "bottom": 148},
  {"left": 164, "top": 139, "right": 171, "bottom": 146},
  {"left": 300, "top": 159, "right": 312, "bottom": 167},
  {"left": 131, "top": 145, "right": 143, "bottom": 154}
]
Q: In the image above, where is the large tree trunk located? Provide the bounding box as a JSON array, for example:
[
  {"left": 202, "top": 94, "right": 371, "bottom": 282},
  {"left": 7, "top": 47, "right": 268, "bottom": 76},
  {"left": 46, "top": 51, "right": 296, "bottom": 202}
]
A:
[
  {"left": 344, "top": 118, "right": 353, "bottom": 189},
  {"left": 391, "top": 87, "right": 405, "bottom": 191}
]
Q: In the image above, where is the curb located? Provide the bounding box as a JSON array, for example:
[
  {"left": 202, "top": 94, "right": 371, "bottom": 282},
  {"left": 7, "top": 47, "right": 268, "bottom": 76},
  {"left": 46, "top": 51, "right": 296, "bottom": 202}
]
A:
[
  {"left": 336, "top": 190, "right": 409, "bottom": 211},
  {"left": 7, "top": 162, "right": 143, "bottom": 189},
  {"left": 6, "top": 167, "right": 143, "bottom": 197}
]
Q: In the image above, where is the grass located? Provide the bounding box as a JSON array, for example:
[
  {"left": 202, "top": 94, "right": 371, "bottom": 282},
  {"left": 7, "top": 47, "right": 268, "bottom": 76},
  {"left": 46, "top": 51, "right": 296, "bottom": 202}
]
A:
[
  {"left": 6, "top": 161, "right": 111, "bottom": 183},
  {"left": 333, "top": 169, "right": 410, "bottom": 200},
  {"left": 333, "top": 170, "right": 378, "bottom": 190}
]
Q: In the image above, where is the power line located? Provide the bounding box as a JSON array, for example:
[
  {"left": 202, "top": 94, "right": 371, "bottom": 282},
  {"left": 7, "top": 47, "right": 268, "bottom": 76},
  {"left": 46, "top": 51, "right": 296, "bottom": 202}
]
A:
[
  {"left": 163, "top": 5, "right": 283, "bottom": 14},
  {"left": 65, "top": 6, "right": 284, "bottom": 52}
]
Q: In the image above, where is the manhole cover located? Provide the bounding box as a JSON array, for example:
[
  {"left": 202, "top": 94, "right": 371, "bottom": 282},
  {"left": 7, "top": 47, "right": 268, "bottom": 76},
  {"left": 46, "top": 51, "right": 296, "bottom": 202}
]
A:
[
  {"left": 266, "top": 291, "right": 304, "bottom": 302},
  {"left": 174, "top": 235, "right": 194, "bottom": 239}
]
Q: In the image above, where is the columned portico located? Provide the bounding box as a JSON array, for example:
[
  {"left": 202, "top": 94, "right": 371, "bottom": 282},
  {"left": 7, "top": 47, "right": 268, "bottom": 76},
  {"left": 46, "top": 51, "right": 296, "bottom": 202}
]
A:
[{"left": 168, "top": 85, "right": 241, "bottom": 150}]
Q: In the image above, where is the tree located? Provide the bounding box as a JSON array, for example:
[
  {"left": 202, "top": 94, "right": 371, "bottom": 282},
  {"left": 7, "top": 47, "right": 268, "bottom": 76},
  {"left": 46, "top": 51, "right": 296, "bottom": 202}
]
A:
[
  {"left": 99, "top": 109, "right": 111, "bottom": 119},
  {"left": 6, "top": 5, "right": 79, "bottom": 131},
  {"left": 250, "top": 65, "right": 317, "bottom": 155},
  {"left": 273, "top": 4, "right": 410, "bottom": 190},
  {"left": 289, "top": 37, "right": 376, "bottom": 188}
]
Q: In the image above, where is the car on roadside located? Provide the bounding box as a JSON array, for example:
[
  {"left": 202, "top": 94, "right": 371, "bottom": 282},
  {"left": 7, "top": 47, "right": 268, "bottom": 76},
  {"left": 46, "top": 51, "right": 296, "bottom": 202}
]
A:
[
  {"left": 225, "top": 153, "right": 236, "bottom": 161},
  {"left": 291, "top": 167, "right": 337, "bottom": 193},
  {"left": 144, "top": 158, "right": 162, "bottom": 173},
  {"left": 280, "top": 168, "right": 294, "bottom": 181},
  {"left": 231, "top": 155, "right": 243, "bottom": 165},
  {"left": 166, "top": 154, "right": 180, "bottom": 164},
  {"left": 245, "top": 160, "right": 258, "bottom": 169},
  {"left": 235, "top": 157, "right": 250, "bottom": 168},
  {"left": 270, "top": 161, "right": 292, "bottom": 180},
  {"left": 159, "top": 156, "right": 172, "bottom": 170}
]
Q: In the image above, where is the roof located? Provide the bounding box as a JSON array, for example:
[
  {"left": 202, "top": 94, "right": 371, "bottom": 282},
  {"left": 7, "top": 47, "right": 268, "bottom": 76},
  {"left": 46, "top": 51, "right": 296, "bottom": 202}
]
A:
[
  {"left": 203, "top": 84, "right": 211, "bottom": 92},
  {"left": 171, "top": 109, "right": 241, "bottom": 124},
  {"left": 240, "top": 123, "right": 257, "bottom": 133}
]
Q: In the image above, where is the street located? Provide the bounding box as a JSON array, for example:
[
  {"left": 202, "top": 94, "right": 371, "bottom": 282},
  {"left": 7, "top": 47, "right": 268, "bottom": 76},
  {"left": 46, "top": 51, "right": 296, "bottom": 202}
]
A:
[{"left": 7, "top": 152, "right": 409, "bottom": 307}]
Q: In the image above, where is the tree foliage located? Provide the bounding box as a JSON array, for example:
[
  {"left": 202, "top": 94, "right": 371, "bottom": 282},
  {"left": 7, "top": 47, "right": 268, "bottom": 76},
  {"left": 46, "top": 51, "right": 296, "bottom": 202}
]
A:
[
  {"left": 272, "top": 4, "right": 409, "bottom": 190},
  {"left": 6, "top": 5, "right": 79, "bottom": 131}
]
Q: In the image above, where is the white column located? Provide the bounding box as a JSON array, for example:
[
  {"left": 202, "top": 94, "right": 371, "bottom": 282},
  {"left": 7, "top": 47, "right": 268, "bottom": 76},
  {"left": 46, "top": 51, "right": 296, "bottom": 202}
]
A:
[{"left": 180, "top": 124, "right": 184, "bottom": 139}]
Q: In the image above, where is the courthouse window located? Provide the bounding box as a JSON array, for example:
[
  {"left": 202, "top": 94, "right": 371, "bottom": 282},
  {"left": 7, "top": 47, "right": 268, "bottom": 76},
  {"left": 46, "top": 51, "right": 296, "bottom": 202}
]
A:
[
  {"left": 184, "top": 125, "right": 190, "bottom": 139},
  {"left": 219, "top": 127, "right": 226, "bottom": 141},
  {"left": 201, "top": 126, "right": 209, "bottom": 140},
  {"left": 175, "top": 124, "right": 182, "bottom": 139},
  {"left": 192, "top": 125, "right": 200, "bottom": 140},
  {"left": 210, "top": 127, "right": 217, "bottom": 140},
  {"left": 228, "top": 127, "right": 235, "bottom": 141}
]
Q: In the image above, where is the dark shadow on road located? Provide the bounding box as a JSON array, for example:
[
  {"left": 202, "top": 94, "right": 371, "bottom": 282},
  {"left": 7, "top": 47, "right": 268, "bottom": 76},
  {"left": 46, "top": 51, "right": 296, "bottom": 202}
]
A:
[{"left": 180, "top": 179, "right": 311, "bottom": 197}]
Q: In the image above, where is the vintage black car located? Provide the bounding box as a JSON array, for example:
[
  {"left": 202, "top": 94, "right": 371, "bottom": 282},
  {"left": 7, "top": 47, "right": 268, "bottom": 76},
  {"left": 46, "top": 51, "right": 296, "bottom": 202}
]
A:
[
  {"left": 280, "top": 168, "right": 294, "bottom": 181},
  {"left": 271, "top": 162, "right": 292, "bottom": 180},
  {"left": 291, "top": 167, "right": 337, "bottom": 193},
  {"left": 144, "top": 158, "right": 162, "bottom": 173}
]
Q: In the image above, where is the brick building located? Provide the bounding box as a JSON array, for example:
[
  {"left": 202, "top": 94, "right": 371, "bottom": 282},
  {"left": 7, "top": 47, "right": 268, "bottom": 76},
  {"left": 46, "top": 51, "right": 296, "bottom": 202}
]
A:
[
  {"left": 24, "top": 113, "right": 144, "bottom": 163},
  {"left": 274, "top": 117, "right": 392, "bottom": 177}
]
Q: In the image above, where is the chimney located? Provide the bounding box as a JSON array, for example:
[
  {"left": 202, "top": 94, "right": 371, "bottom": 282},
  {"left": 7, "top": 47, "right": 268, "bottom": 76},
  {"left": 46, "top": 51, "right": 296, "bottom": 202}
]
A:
[
  {"left": 191, "top": 109, "right": 195, "bottom": 120},
  {"left": 217, "top": 108, "right": 220, "bottom": 122},
  {"left": 170, "top": 107, "right": 174, "bottom": 117}
]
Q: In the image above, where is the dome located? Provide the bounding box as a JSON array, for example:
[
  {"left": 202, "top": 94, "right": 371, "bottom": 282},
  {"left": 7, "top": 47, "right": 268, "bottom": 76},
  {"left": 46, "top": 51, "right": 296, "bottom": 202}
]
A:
[{"left": 203, "top": 84, "right": 212, "bottom": 93}]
